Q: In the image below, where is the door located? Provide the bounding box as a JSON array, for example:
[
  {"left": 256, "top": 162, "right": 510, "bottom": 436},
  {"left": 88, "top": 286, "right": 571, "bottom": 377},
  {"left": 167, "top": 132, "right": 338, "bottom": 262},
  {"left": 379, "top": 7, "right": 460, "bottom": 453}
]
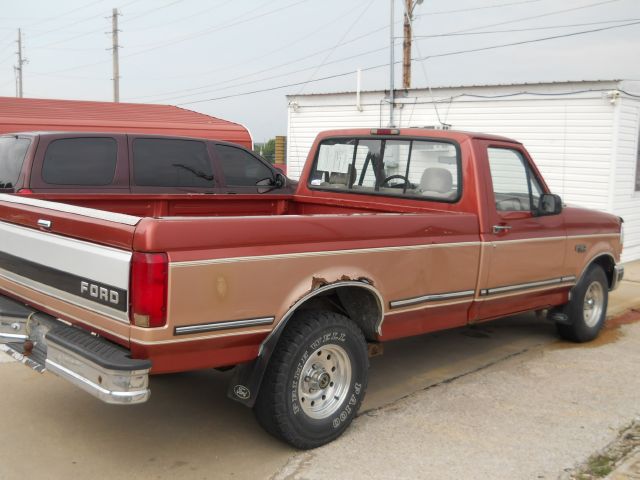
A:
[{"left": 473, "top": 141, "right": 571, "bottom": 322}]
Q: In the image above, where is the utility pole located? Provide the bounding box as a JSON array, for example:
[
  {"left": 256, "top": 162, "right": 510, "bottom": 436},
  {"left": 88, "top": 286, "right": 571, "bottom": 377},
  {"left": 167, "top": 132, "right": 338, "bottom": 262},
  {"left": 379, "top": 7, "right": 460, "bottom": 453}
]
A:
[
  {"left": 402, "top": 0, "right": 412, "bottom": 90},
  {"left": 402, "top": 0, "right": 422, "bottom": 90},
  {"left": 389, "top": 0, "right": 395, "bottom": 127},
  {"left": 15, "top": 28, "right": 25, "bottom": 98},
  {"left": 111, "top": 8, "right": 120, "bottom": 103}
]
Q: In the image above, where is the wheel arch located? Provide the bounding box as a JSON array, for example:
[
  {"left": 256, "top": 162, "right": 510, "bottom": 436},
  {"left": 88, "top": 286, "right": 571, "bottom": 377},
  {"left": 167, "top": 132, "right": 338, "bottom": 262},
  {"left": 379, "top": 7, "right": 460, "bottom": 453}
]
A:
[
  {"left": 580, "top": 252, "right": 616, "bottom": 289},
  {"left": 227, "top": 281, "right": 384, "bottom": 407},
  {"left": 264, "top": 281, "right": 384, "bottom": 351}
]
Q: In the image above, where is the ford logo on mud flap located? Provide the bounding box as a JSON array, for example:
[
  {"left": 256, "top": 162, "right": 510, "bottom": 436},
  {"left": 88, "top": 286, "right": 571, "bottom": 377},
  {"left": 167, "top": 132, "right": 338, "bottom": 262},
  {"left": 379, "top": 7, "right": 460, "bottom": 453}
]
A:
[{"left": 233, "top": 385, "right": 251, "bottom": 400}]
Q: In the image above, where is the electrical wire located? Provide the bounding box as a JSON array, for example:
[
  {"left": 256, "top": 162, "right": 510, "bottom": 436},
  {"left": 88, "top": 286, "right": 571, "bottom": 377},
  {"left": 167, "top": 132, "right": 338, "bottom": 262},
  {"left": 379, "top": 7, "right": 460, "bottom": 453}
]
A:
[
  {"left": 27, "top": 0, "right": 144, "bottom": 46},
  {"left": 123, "top": 0, "right": 236, "bottom": 32},
  {"left": 175, "top": 19, "right": 640, "bottom": 106},
  {"left": 411, "top": 18, "right": 640, "bottom": 38},
  {"left": 297, "top": 0, "right": 375, "bottom": 96},
  {"left": 137, "top": 0, "right": 375, "bottom": 82},
  {"left": 441, "top": 0, "right": 625, "bottom": 34},
  {"left": 137, "top": 45, "right": 388, "bottom": 103},
  {"left": 122, "top": 0, "right": 311, "bottom": 56},
  {"left": 144, "top": 15, "right": 639, "bottom": 104},
  {"left": 417, "top": 0, "right": 543, "bottom": 16},
  {"left": 120, "top": 0, "right": 185, "bottom": 23},
  {"left": 414, "top": 20, "right": 640, "bottom": 61},
  {"left": 30, "top": 0, "right": 312, "bottom": 76}
]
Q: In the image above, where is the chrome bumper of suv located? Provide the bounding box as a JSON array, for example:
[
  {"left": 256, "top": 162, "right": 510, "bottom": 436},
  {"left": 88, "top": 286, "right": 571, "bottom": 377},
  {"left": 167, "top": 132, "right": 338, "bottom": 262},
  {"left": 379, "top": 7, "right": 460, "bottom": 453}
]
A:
[
  {"left": 610, "top": 265, "right": 625, "bottom": 292},
  {"left": 0, "top": 295, "right": 151, "bottom": 405}
]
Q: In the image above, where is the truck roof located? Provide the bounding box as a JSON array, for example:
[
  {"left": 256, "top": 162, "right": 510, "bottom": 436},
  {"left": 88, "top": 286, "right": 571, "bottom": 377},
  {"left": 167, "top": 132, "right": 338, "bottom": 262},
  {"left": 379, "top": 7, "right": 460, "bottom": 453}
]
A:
[{"left": 314, "top": 128, "right": 522, "bottom": 145}]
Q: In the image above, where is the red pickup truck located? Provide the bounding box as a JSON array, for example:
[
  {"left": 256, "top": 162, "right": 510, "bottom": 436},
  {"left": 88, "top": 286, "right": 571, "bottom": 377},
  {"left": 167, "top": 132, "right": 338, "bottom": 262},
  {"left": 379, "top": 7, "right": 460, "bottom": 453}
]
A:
[{"left": 0, "top": 128, "right": 624, "bottom": 449}]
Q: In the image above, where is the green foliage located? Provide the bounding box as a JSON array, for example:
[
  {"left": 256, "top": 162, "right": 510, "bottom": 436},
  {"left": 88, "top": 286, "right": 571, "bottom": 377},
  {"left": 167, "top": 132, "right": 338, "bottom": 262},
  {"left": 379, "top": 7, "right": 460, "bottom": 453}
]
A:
[{"left": 254, "top": 138, "right": 276, "bottom": 163}]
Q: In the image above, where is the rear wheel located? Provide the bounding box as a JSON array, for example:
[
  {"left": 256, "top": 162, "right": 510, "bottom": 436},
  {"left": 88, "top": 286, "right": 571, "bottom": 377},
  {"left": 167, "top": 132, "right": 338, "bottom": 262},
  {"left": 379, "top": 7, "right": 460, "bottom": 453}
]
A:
[
  {"left": 254, "top": 310, "right": 369, "bottom": 449},
  {"left": 556, "top": 264, "right": 608, "bottom": 342}
]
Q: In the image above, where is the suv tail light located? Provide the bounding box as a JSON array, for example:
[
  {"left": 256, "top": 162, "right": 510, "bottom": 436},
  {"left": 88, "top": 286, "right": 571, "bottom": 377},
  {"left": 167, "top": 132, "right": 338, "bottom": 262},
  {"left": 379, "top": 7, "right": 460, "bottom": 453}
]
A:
[{"left": 130, "top": 252, "right": 168, "bottom": 328}]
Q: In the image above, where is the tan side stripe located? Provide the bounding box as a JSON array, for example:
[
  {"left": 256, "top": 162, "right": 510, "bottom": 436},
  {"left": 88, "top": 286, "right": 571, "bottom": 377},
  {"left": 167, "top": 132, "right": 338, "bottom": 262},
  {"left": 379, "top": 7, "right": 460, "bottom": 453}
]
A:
[{"left": 171, "top": 233, "right": 619, "bottom": 268}]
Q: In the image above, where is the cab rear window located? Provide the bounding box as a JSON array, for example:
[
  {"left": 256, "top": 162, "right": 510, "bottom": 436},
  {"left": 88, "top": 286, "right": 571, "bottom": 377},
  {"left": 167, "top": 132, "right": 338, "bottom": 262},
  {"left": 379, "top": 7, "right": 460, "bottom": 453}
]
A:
[
  {"left": 309, "top": 137, "right": 461, "bottom": 202},
  {"left": 42, "top": 137, "right": 117, "bottom": 185},
  {"left": 0, "top": 137, "right": 30, "bottom": 189}
]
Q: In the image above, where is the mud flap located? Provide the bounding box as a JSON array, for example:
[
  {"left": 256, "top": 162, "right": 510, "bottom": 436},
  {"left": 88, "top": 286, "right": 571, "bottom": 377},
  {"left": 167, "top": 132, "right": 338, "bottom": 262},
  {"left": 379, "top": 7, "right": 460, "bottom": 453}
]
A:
[{"left": 227, "top": 331, "right": 281, "bottom": 408}]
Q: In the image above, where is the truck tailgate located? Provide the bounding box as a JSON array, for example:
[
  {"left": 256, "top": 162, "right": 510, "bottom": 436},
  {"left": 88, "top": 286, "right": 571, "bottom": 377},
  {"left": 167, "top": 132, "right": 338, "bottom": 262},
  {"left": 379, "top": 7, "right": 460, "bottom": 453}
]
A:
[{"left": 0, "top": 193, "right": 140, "bottom": 345}]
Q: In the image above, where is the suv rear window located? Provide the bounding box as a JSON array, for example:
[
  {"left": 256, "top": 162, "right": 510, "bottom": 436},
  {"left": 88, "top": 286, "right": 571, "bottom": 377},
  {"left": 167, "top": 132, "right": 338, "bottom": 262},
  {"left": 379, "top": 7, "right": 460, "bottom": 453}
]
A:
[
  {"left": 133, "top": 138, "right": 213, "bottom": 187},
  {"left": 42, "top": 137, "right": 117, "bottom": 185},
  {"left": 0, "top": 137, "right": 30, "bottom": 189}
]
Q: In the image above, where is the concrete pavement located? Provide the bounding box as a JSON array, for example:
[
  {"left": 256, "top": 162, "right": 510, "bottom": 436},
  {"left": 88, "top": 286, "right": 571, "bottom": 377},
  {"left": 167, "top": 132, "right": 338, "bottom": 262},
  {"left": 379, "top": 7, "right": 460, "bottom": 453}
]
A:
[{"left": 0, "top": 261, "right": 638, "bottom": 479}]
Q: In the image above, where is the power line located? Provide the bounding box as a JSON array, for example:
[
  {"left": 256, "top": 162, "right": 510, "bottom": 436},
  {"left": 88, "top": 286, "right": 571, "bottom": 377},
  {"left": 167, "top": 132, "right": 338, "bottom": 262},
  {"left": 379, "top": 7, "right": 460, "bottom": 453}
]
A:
[
  {"left": 295, "top": 0, "right": 376, "bottom": 96},
  {"left": 420, "top": 0, "right": 543, "bottom": 16},
  {"left": 175, "top": 19, "right": 640, "bottom": 106},
  {"left": 412, "top": 18, "right": 640, "bottom": 38},
  {"left": 123, "top": 0, "right": 311, "bottom": 57},
  {"left": 120, "top": 0, "right": 185, "bottom": 23},
  {"left": 128, "top": 15, "right": 637, "bottom": 103},
  {"left": 29, "top": 0, "right": 312, "bottom": 76},
  {"left": 417, "top": 20, "right": 640, "bottom": 61},
  {"left": 27, "top": 0, "right": 145, "bottom": 46},
  {"left": 139, "top": 0, "right": 374, "bottom": 81},
  {"left": 122, "top": 0, "right": 236, "bottom": 32},
  {"left": 440, "top": 0, "right": 624, "bottom": 34},
  {"left": 142, "top": 46, "right": 388, "bottom": 103}
]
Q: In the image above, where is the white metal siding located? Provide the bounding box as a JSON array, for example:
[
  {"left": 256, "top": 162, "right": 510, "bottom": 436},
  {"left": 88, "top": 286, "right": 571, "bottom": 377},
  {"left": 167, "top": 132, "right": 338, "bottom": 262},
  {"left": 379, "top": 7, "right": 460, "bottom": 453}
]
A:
[
  {"left": 287, "top": 81, "right": 640, "bottom": 262},
  {"left": 612, "top": 96, "right": 640, "bottom": 262},
  {"left": 288, "top": 86, "right": 616, "bottom": 213}
]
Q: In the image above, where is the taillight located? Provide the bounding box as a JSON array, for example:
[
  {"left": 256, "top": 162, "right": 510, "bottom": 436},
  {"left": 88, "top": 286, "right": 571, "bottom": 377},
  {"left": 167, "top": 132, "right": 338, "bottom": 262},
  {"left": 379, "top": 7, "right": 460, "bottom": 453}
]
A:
[
  {"left": 17, "top": 188, "right": 33, "bottom": 195},
  {"left": 130, "top": 252, "right": 168, "bottom": 328}
]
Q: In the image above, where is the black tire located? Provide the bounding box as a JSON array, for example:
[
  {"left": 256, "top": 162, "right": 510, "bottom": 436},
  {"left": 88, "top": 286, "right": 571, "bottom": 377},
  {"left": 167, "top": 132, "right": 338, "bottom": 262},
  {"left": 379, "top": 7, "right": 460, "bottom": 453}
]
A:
[
  {"left": 557, "top": 264, "right": 609, "bottom": 343},
  {"left": 254, "top": 310, "right": 369, "bottom": 449}
]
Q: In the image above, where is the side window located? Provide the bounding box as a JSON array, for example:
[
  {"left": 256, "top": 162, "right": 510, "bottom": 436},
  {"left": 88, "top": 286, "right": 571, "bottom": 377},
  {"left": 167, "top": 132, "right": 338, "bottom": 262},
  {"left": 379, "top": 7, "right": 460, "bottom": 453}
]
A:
[
  {"left": 0, "top": 137, "right": 30, "bottom": 189},
  {"left": 488, "top": 147, "right": 543, "bottom": 212},
  {"left": 133, "top": 138, "right": 213, "bottom": 187},
  {"left": 215, "top": 144, "right": 273, "bottom": 186},
  {"left": 42, "top": 138, "right": 117, "bottom": 185}
]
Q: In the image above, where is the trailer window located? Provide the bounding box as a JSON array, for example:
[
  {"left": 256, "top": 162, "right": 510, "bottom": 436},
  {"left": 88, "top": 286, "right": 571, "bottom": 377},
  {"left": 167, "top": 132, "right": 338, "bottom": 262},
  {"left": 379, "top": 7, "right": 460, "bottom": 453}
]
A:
[
  {"left": 309, "top": 137, "right": 460, "bottom": 202},
  {"left": 0, "top": 137, "right": 30, "bottom": 189},
  {"left": 43, "top": 138, "right": 117, "bottom": 185},
  {"left": 133, "top": 138, "right": 213, "bottom": 187}
]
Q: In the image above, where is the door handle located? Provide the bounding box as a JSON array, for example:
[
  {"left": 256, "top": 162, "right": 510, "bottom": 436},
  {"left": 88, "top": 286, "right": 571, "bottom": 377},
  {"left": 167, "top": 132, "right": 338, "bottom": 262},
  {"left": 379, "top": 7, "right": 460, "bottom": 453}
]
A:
[{"left": 492, "top": 225, "right": 512, "bottom": 234}]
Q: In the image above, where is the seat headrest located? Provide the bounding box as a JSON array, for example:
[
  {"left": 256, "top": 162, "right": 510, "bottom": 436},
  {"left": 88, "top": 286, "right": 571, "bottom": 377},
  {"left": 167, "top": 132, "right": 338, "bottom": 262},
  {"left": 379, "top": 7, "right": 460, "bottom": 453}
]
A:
[{"left": 420, "top": 168, "right": 452, "bottom": 193}]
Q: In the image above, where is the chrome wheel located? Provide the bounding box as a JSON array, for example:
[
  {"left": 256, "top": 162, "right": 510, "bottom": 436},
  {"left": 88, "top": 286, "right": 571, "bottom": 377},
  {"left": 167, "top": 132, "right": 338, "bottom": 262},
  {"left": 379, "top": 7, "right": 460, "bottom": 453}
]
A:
[
  {"left": 298, "top": 344, "right": 352, "bottom": 419},
  {"left": 583, "top": 281, "right": 604, "bottom": 328}
]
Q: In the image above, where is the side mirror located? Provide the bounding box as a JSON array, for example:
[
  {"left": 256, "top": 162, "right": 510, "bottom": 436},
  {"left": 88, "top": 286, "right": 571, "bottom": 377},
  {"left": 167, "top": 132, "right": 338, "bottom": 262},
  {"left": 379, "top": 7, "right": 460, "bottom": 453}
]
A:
[
  {"left": 274, "top": 172, "right": 286, "bottom": 188},
  {"left": 538, "top": 193, "right": 562, "bottom": 216}
]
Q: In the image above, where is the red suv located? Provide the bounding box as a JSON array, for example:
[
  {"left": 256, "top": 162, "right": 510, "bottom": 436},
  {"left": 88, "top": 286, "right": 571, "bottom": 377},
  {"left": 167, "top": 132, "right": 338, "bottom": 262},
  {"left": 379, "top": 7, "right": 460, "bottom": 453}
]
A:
[{"left": 0, "top": 132, "right": 294, "bottom": 195}]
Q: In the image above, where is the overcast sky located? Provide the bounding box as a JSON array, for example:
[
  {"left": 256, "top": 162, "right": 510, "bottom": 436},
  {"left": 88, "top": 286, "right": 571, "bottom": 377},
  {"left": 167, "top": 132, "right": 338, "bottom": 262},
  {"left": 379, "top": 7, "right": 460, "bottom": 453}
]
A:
[{"left": 1, "top": 0, "right": 639, "bottom": 142}]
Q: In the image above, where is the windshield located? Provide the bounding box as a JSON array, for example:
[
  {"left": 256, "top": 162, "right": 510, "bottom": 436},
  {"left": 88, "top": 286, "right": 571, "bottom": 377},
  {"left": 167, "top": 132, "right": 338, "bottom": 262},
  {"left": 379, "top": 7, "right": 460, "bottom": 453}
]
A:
[
  {"left": 0, "top": 137, "right": 30, "bottom": 189},
  {"left": 309, "top": 137, "right": 460, "bottom": 202}
]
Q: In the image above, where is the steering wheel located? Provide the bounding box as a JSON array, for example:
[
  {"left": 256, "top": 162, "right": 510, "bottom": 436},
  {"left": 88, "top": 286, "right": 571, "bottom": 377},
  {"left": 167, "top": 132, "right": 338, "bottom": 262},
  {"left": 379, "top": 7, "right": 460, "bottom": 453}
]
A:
[{"left": 381, "top": 174, "right": 410, "bottom": 189}]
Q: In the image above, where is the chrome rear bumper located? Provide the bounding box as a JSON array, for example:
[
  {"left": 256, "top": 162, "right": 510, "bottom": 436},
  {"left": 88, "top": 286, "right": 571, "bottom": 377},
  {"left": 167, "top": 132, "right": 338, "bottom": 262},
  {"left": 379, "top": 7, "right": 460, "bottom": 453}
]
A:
[{"left": 0, "top": 295, "right": 151, "bottom": 405}]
